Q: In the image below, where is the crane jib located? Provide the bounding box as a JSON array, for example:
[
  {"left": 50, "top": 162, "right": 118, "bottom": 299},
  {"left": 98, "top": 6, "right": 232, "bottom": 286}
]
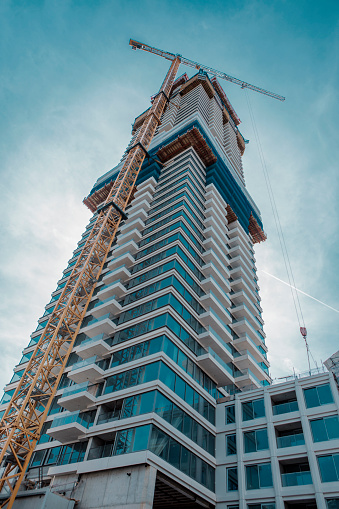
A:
[{"left": 129, "top": 39, "right": 285, "bottom": 102}]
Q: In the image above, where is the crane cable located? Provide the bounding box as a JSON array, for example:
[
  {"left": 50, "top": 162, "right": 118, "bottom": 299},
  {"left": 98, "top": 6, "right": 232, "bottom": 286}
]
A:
[{"left": 244, "top": 89, "right": 316, "bottom": 371}]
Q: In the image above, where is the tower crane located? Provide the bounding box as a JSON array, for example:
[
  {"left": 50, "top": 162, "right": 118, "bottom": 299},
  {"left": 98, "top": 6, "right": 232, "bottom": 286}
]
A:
[{"left": 0, "top": 39, "right": 284, "bottom": 508}]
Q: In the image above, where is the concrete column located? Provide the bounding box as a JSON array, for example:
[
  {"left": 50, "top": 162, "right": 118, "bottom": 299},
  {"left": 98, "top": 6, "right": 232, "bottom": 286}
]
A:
[
  {"left": 235, "top": 396, "right": 246, "bottom": 509},
  {"left": 263, "top": 389, "right": 283, "bottom": 509},
  {"left": 73, "top": 464, "right": 157, "bottom": 509}
]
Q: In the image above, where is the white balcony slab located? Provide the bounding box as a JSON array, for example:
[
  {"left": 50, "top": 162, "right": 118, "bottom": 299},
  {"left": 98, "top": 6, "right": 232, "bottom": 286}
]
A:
[
  {"left": 58, "top": 389, "right": 97, "bottom": 412},
  {"left": 198, "top": 328, "right": 233, "bottom": 360},
  {"left": 200, "top": 310, "right": 232, "bottom": 341},
  {"left": 68, "top": 364, "right": 105, "bottom": 384},
  {"left": 75, "top": 338, "right": 112, "bottom": 360},
  {"left": 97, "top": 281, "right": 126, "bottom": 300},
  {"left": 197, "top": 353, "right": 234, "bottom": 386},
  {"left": 81, "top": 317, "right": 116, "bottom": 338},
  {"left": 202, "top": 263, "right": 230, "bottom": 292},
  {"left": 116, "top": 228, "right": 142, "bottom": 246},
  {"left": 120, "top": 217, "right": 145, "bottom": 235},
  {"left": 48, "top": 421, "right": 87, "bottom": 443},
  {"left": 108, "top": 252, "right": 135, "bottom": 271},
  {"left": 91, "top": 298, "right": 121, "bottom": 319},
  {"left": 102, "top": 266, "right": 131, "bottom": 285},
  {"left": 112, "top": 240, "right": 139, "bottom": 258}
]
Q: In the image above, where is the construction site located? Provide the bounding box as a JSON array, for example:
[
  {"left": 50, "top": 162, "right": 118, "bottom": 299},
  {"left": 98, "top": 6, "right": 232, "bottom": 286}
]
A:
[{"left": 0, "top": 38, "right": 338, "bottom": 509}]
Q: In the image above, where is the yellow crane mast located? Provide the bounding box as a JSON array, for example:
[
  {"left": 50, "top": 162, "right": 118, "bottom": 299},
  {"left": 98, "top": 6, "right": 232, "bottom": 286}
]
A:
[{"left": 0, "top": 38, "right": 284, "bottom": 508}]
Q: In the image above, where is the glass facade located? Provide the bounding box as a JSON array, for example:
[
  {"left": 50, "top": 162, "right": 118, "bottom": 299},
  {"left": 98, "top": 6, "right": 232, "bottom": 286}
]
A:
[
  {"left": 226, "top": 434, "right": 237, "bottom": 455},
  {"left": 226, "top": 404, "right": 236, "bottom": 424},
  {"left": 310, "top": 415, "right": 339, "bottom": 442},
  {"left": 103, "top": 360, "right": 216, "bottom": 424},
  {"left": 318, "top": 454, "right": 339, "bottom": 483},
  {"left": 245, "top": 463, "right": 273, "bottom": 490},
  {"left": 304, "top": 384, "right": 333, "bottom": 408},
  {"left": 242, "top": 399, "right": 265, "bottom": 421},
  {"left": 227, "top": 467, "right": 238, "bottom": 491},
  {"left": 244, "top": 428, "right": 269, "bottom": 453}
]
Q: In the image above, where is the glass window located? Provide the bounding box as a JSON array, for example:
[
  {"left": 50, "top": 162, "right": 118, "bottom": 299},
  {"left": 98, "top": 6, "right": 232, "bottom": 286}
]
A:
[
  {"left": 46, "top": 446, "right": 62, "bottom": 465},
  {"left": 318, "top": 454, "right": 339, "bottom": 482},
  {"left": 311, "top": 416, "right": 339, "bottom": 442},
  {"left": 226, "top": 405, "right": 235, "bottom": 424},
  {"left": 226, "top": 434, "right": 237, "bottom": 455},
  {"left": 304, "top": 384, "right": 333, "bottom": 408},
  {"left": 246, "top": 463, "right": 273, "bottom": 490},
  {"left": 133, "top": 425, "right": 150, "bottom": 452},
  {"left": 30, "top": 449, "right": 46, "bottom": 467},
  {"left": 327, "top": 499, "right": 339, "bottom": 509},
  {"left": 242, "top": 399, "right": 265, "bottom": 421},
  {"left": 227, "top": 467, "right": 238, "bottom": 491},
  {"left": 244, "top": 428, "right": 269, "bottom": 453}
]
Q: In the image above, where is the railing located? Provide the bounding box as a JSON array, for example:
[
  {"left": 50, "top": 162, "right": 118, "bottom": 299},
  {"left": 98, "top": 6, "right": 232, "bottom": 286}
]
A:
[
  {"left": 51, "top": 411, "right": 94, "bottom": 429},
  {"left": 71, "top": 356, "right": 97, "bottom": 371},
  {"left": 98, "top": 279, "right": 123, "bottom": 293},
  {"left": 82, "top": 312, "right": 116, "bottom": 328},
  {"left": 204, "top": 348, "right": 235, "bottom": 377},
  {"left": 281, "top": 471, "right": 312, "bottom": 487},
  {"left": 272, "top": 400, "right": 299, "bottom": 415},
  {"left": 273, "top": 366, "right": 327, "bottom": 383},
  {"left": 79, "top": 335, "right": 113, "bottom": 348},
  {"left": 61, "top": 381, "right": 89, "bottom": 397},
  {"left": 277, "top": 433, "right": 305, "bottom": 448}
]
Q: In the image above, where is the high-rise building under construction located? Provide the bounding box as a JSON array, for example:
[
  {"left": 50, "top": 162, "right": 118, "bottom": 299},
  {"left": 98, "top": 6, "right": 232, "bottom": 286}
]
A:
[{"left": 1, "top": 61, "right": 339, "bottom": 509}]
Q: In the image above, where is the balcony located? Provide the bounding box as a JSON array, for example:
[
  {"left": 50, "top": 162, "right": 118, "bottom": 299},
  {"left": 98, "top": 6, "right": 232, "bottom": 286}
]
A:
[
  {"left": 48, "top": 410, "right": 94, "bottom": 443},
  {"left": 277, "top": 433, "right": 305, "bottom": 449},
  {"left": 231, "top": 318, "right": 264, "bottom": 346},
  {"left": 80, "top": 313, "right": 116, "bottom": 338},
  {"left": 199, "top": 309, "right": 233, "bottom": 341},
  {"left": 75, "top": 335, "right": 113, "bottom": 360},
  {"left": 202, "top": 257, "right": 230, "bottom": 285},
  {"left": 234, "top": 350, "right": 270, "bottom": 381},
  {"left": 281, "top": 471, "right": 312, "bottom": 487},
  {"left": 102, "top": 265, "right": 131, "bottom": 285},
  {"left": 68, "top": 356, "right": 105, "bottom": 384},
  {"left": 203, "top": 228, "right": 229, "bottom": 260},
  {"left": 58, "top": 382, "right": 99, "bottom": 412},
  {"left": 197, "top": 348, "right": 235, "bottom": 385},
  {"left": 272, "top": 400, "right": 299, "bottom": 416},
  {"left": 200, "top": 293, "right": 231, "bottom": 325},
  {"left": 107, "top": 252, "right": 135, "bottom": 271},
  {"left": 128, "top": 190, "right": 153, "bottom": 209},
  {"left": 229, "top": 267, "right": 257, "bottom": 292},
  {"left": 234, "top": 368, "right": 268, "bottom": 389},
  {"left": 199, "top": 327, "right": 235, "bottom": 361},
  {"left": 112, "top": 239, "right": 139, "bottom": 258},
  {"left": 90, "top": 297, "right": 122, "bottom": 318},
  {"left": 201, "top": 262, "right": 230, "bottom": 292},
  {"left": 200, "top": 275, "right": 231, "bottom": 300},
  {"left": 203, "top": 210, "right": 228, "bottom": 237},
  {"left": 271, "top": 391, "right": 298, "bottom": 416},
  {"left": 96, "top": 280, "right": 126, "bottom": 300},
  {"left": 231, "top": 303, "right": 260, "bottom": 329},
  {"left": 115, "top": 228, "right": 142, "bottom": 246},
  {"left": 233, "top": 333, "right": 268, "bottom": 361},
  {"left": 119, "top": 217, "right": 145, "bottom": 235}
]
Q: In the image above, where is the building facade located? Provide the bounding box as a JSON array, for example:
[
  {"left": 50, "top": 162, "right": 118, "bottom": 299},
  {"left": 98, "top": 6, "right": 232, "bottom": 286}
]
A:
[{"left": 0, "top": 72, "right": 338, "bottom": 509}]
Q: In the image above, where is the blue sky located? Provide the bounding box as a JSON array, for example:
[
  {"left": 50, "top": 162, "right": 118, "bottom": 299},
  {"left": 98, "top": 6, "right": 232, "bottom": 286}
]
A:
[{"left": 1, "top": 0, "right": 339, "bottom": 391}]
